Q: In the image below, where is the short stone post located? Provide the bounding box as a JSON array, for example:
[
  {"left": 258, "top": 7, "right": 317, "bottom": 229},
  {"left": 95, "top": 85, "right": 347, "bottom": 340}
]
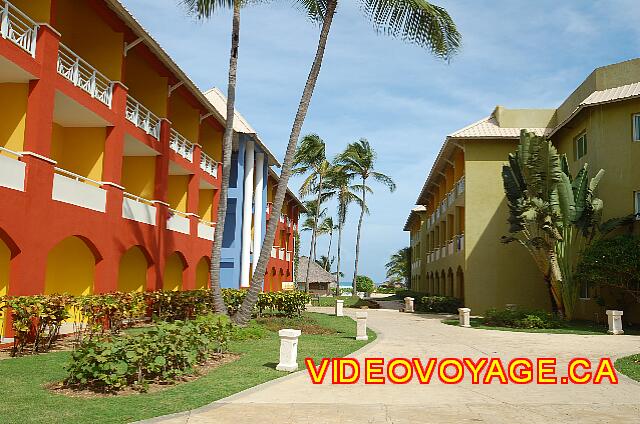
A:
[
  {"left": 276, "top": 329, "right": 302, "bottom": 372},
  {"left": 606, "top": 310, "right": 624, "bottom": 335},
  {"left": 458, "top": 307, "right": 471, "bottom": 328},
  {"left": 335, "top": 299, "right": 344, "bottom": 317},
  {"left": 356, "top": 311, "right": 368, "bottom": 341},
  {"left": 404, "top": 297, "right": 414, "bottom": 313}
]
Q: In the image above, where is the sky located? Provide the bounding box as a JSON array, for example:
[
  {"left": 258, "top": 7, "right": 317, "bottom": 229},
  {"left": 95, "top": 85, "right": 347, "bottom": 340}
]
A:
[{"left": 122, "top": 0, "right": 640, "bottom": 283}]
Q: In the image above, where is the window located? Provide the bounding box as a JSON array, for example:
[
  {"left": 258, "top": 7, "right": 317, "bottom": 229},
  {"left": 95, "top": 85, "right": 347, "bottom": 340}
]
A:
[
  {"left": 579, "top": 281, "right": 590, "bottom": 300},
  {"left": 635, "top": 191, "right": 640, "bottom": 220},
  {"left": 634, "top": 114, "right": 640, "bottom": 142},
  {"left": 574, "top": 133, "right": 587, "bottom": 160}
]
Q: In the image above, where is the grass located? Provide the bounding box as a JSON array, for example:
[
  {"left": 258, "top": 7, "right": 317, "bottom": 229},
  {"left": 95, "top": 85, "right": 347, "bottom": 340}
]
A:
[
  {"left": 615, "top": 353, "right": 640, "bottom": 382},
  {"left": 442, "top": 317, "right": 640, "bottom": 335},
  {"left": 316, "top": 296, "right": 378, "bottom": 309},
  {"left": 0, "top": 312, "right": 374, "bottom": 424}
]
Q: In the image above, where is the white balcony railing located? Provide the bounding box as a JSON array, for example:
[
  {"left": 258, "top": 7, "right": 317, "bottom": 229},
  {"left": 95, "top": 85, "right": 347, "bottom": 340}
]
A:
[
  {"left": 200, "top": 152, "right": 218, "bottom": 178},
  {"left": 169, "top": 129, "right": 194, "bottom": 162},
  {"left": 447, "top": 240, "right": 454, "bottom": 255},
  {"left": 456, "top": 176, "right": 465, "bottom": 196},
  {"left": 0, "top": 146, "right": 25, "bottom": 191},
  {"left": 279, "top": 248, "right": 285, "bottom": 260},
  {"left": 166, "top": 208, "right": 190, "bottom": 235},
  {"left": 286, "top": 251, "right": 292, "bottom": 262},
  {"left": 52, "top": 168, "right": 106, "bottom": 212},
  {"left": 1, "top": 1, "right": 38, "bottom": 57},
  {"left": 271, "top": 246, "right": 277, "bottom": 258},
  {"left": 122, "top": 192, "right": 156, "bottom": 226},
  {"left": 435, "top": 249, "right": 440, "bottom": 260},
  {"left": 57, "top": 43, "right": 113, "bottom": 107},
  {"left": 279, "top": 215, "right": 285, "bottom": 224},
  {"left": 197, "top": 220, "right": 215, "bottom": 241},
  {"left": 441, "top": 246, "right": 447, "bottom": 258},
  {"left": 125, "top": 96, "right": 161, "bottom": 139}
]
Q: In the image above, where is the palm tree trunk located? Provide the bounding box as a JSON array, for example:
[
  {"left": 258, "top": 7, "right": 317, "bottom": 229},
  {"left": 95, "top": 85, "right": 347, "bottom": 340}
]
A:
[
  {"left": 233, "top": 0, "right": 338, "bottom": 326},
  {"left": 209, "top": 0, "right": 241, "bottom": 316},
  {"left": 335, "top": 218, "right": 343, "bottom": 296},
  {"left": 352, "top": 178, "right": 366, "bottom": 296},
  {"left": 326, "top": 227, "right": 333, "bottom": 270},
  {"left": 305, "top": 174, "right": 323, "bottom": 290}
]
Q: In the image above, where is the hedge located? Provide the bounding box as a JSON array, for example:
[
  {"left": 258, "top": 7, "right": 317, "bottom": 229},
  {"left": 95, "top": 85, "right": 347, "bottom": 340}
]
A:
[{"left": 416, "top": 296, "right": 463, "bottom": 313}]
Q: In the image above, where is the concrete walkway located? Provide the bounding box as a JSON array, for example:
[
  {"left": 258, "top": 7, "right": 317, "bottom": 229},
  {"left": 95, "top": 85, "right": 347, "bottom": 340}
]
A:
[{"left": 146, "top": 307, "right": 640, "bottom": 424}]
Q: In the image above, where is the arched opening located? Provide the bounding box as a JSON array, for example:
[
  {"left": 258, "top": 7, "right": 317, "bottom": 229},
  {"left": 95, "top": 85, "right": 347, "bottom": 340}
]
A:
[
  {"left": 447, "top": 268, "right": 454, "bottom": 297},
  {"left": 118, "top": 246, "right": 150, "bottom": 293},
  {"left": 456, "top": 267, "right": 465, "bottom": 302},
  {"left": 195, "top": 257, "right": 210, "bottom": 290},
  {"left": 45, "top": 236, "right": 98, "bottom": 296},
  {"left": 440, "top": 271, "right": 446, "bottom": 295},
  {"left": 163, "top": 252, "right": 187, "bottom": 291},
  {"left": 434, "top": 273, "right": 440, "bottom": 296},
  {"left": 0, "top": 229, "right": 18, "bottom": 338}
]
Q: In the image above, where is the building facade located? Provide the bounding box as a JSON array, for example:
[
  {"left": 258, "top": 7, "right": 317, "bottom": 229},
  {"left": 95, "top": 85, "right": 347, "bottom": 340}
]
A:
[
  {"left": 405, "top": 58, "right": 640, "bottom": 322},
  {"left": 0, "top": 0, "right": 301, "bottom": 337}
]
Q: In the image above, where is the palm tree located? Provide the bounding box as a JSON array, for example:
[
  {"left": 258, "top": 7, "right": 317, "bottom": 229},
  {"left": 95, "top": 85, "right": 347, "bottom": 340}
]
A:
[
  {"left": 181, "top": 0, "right": 239, "bottom": 315},
  {"left": 317, "top": 216, "right": 336, "bottom": 266},
  {"left": 234, "top": 0, "right": 460, "bottom": 325},
  {"left": 315, "top": 255, "right": 334, "bottom": 272},
  {"left": 294, "top": 134, "right": 332, "bottom": 289},
  {"left": 323, "top": 166, "right": 362, "bottom": 296},
  {"left": 337, "top": 139, "right": 396, "bottom": 296},
  {"left": 385, "top": 247, "right": 410, "bottom": 285}
]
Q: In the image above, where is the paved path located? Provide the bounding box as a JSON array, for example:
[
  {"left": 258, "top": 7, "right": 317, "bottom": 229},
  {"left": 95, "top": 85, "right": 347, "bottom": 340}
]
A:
[{"left": 146, "top": 307, "right": 640, "bottom": 424}]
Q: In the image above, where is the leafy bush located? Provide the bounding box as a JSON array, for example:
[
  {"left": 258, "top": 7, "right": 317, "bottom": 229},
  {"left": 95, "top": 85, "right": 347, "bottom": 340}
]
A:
[
  {"left": 355, "top": 275, "right": 375, "bottom": 294},
  {"left": 222, "top": 289, "right": 309, "bottom": 318},
  {"left": 374, "top": 286, "right": 396, "bottom": 294},
  {"left": 416, "top": 296, "right": 462, "bottom": 313},
  {"left": 482, "top": 308, "right": 559, "bottom": 329},
  {"left": 64, "top": 314, "right": 233, "bottom": 392},
  {"left": 74, "top": 292, "right": 147, "bottom": 340}
]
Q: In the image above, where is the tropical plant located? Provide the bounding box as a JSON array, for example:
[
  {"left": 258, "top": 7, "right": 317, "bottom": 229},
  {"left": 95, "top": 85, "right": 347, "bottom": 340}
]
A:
[
  {"left": 317, "top": 215, "right": 337, "bottom": 263},
  {"left": 234, "top": 0, "right": 461, "bottom": 325},
  {"left": 385, "top": 247, "right": 410, "bottom": 285},
  {"left": 316, "top": 254, "right": 335, "bottom": 272},
  {"left": 355, "top": 275, "right": 375, "bottom": 294},
  {"left": 294, "top": 134, "right": 333, "bottom": 288},
  {"left": 337, "top": 138, "right": 396, "bottom": 297},
  {"left": 575, "top": 235, "right": 640, "bottom": 304},
  {"left": 501, "top": 130, "right": 631, "bottom": 319}
]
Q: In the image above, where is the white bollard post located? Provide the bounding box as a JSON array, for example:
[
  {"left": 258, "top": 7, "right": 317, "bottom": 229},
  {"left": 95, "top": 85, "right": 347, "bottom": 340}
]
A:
[
  {"left": 606, "top": 310, "right": 624, "bottom": 335},
  {"left": 356, "top": 311, "right": 368, "bottom": 341},
  {"left": 404, "top": 297, "right": 414, "bottom": 313},
  {"left": 458, "top": 307, "right": 471, "bottom": 328},
  {"left": 335, "top": 299, "right": 344, "bottom": 317},
  {"left": 276, "top": 329, "right": 302, "bottom": 372}
]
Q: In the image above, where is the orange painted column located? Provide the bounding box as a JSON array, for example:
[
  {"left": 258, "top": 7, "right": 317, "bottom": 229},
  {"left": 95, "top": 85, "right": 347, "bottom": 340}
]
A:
[{"left": 152, "top": 119, "right": 171, "bottom": 291}]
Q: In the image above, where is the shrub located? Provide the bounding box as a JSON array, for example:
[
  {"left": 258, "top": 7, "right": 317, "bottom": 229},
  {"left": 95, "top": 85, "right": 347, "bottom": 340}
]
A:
[
  {"left": 416, "top": 296, "right": 462, "bottom": 313},
  {"left": 64, "top": 314, "right": 233, "bottom": 392},
  {"left": 355, "top": 275, "right": 375, "bottom": 294},
  {"left": 482, "top": 308, "right": 558, "bottom": 329},
  {"left": 74, "top": 292, "right": 147, "bottom": 340}
]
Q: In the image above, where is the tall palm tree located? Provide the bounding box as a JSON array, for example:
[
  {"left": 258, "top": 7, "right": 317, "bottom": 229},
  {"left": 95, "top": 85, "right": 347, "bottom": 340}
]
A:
[
  {"left": 294, "top": 134, "right": 332, "bottom": 289},
  {"left": 323, "top": 165, "right": 363, "bottom": 296},
  {"left": 385, "top": 247, "right": 410, "bottom": 285},
  {"left": 317, "top": 216, "right": 336, "bottom": 266},
  {"left": 181, "top": 0, "right": 239, "bottom": 315},
  {"left": 235, "top": 0, "right": 460, "bottom": 325},
  {"left": 337, "top": 139, "right": 396, "bottom": 296}
]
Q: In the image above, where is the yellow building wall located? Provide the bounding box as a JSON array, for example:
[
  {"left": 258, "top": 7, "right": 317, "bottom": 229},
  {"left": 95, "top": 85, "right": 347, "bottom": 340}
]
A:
[
  {"left": 267, "top": 178, "right": 275, "bottom": 203},
  {"left": 167, "top": 175, "right": 189, "bottom": 212},
  {"left": 124, "top": 53, "right": 168, "bottom": 117},
  {"left": 169, "top": 94, "right": 199, "bottom": 143},
  {"left": 163, "top": 253, "right": 184, "bottom": 291},
  {"left": 552, "top": 99, "right": 640, "bottom": 322},
  {"left": 121, "top": 157, "right": 156, "bottom": 199},
  {"left": 54, "top": 0, "right": 123, "bottom": 81},
  {"left": 195, "top": 259, "right": 209, "bottom": 290},
  {"left": 200, "top": 123, "right": 223, "bottom": 162},
  {"left": 50, "top": 125, "right": 105, "bottom": 180},
  {"left": 463, "top": 140, "right": 550, "bottom": 313},
  {"left": 453, "top": 150, "right": 465, "bottom": 180},
  {"left": 445, "top": 167, "right": 454, "bottom": 191},
  {"left": 45, "top": 237, "right": 94, "bottom": 296},
  {"left": 11, "top": 0, "right": 51, "bottom": 23},
  {"left": 0, "top": 83, "right": 28, "bottom": 152},
  {"left": 117, "top": 247, "right": 148, "bottom": 293},
  {"left": 0, "top": 239, "right": 9, "bottom": 337},
  {"left": 198, "top": 189, "right": 214, "bottom": 221}
]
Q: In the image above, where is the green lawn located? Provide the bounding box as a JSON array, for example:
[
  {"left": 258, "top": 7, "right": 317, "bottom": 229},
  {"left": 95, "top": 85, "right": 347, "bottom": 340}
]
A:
[
  {"left": 442, "top": 317, "right": 640, "bottom": 335},
  {"left": 0, "top": 312, "right": 374, "bottom": 424},
  {"left": 615, "top": 354, "right": 640, "bottom": 382},
  {"left": 316, "top": 296, "right": 378, "bottom": 309}
]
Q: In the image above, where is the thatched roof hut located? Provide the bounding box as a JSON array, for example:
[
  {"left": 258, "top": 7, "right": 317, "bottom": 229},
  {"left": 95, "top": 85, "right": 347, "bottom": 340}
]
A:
[{"left": 296, "top": 256, "right": 337, "bottom": 295}]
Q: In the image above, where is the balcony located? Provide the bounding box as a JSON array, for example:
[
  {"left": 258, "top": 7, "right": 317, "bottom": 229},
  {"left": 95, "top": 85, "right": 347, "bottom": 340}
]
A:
[
  {"left": 278, "top": 248, "right": 285, "bottom": 260},
  {"left": 447, "top": 240, "right": 454, "bottom": 255},
  {"left": 271, "top": 246, "right": 277, "bottom": 258},
  {"left": 455, "top": 233, "right": 465, "bottom": 252},
  {"left": 52, "top": 168, "right": 106, "bottom": 213},
  {"left": 286, "top": 251, "right": 292, "bottom": 262},
  {"left": 197, "top": 220, "right": 215, "bottom": 241},
  {"left": 0, "top": 1, "right": 38, "bottom": 57},
  {"left": 169, "top": 129, "right": 194, "bottom": 162},
  {"left": 279, "top": 215, "right": 285, "bottom": 224},
  {"left": 199, "top": 152, "right": 218, "bottom": 178},
  {"left": 122, "top": 192, "right": 156, "bottom": 226},
  {"left": 57, "top": 44, "right": 114, "bottom": 108},
  {"left": 125, "top": 96, "right": 161, "bottom": 139},
  {"left": 455, "top": 176, "right": 465, "bottom": 196},
  {"left": 166, "top": 208, "right": 190, "bottom": 235},
  {"left": 0, "top": 147, "right": 25, "bottom": 191}
]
